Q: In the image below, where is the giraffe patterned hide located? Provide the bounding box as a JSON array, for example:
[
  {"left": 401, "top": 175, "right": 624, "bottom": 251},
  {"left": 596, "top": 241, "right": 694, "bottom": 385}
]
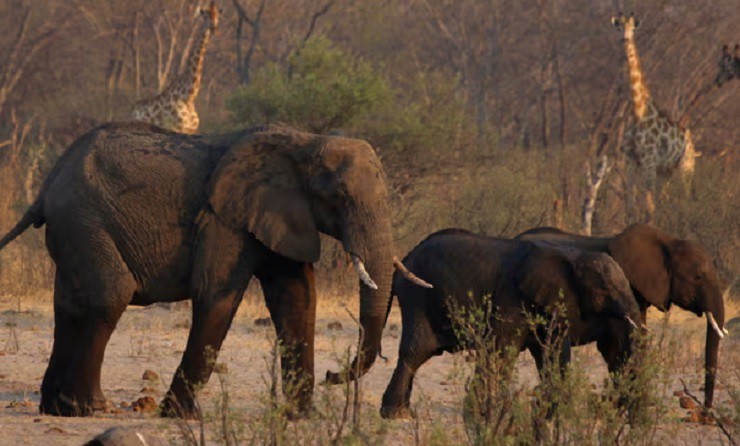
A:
[{"left": 131, "top": 1, "right": 220, "bottom": 134}]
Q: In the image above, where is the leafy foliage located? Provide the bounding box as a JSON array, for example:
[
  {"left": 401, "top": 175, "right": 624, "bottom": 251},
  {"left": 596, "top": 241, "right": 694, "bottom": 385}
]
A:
[{"left": 227, "top": 37, "right": 394, "bottom": 134}]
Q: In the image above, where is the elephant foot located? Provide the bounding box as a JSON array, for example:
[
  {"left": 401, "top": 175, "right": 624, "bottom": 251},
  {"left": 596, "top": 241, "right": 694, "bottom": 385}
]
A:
[
  {"left": 380, "top": 405, "right": 414, "bottom": 419},
  {"left": 324, "top": 370, "right": 345, "bottom": 384},
  {"left": 92, "top": 392, "right": 110, "bottom": 412},
  {"left": 285, "top": 404, "right": 315, "bottom": 421},
  {"left": 159, "top": 393, "right": 199, "bottom": 419},
  {"left": 40, "top": 391, "right": 94, "bottom": 417}
]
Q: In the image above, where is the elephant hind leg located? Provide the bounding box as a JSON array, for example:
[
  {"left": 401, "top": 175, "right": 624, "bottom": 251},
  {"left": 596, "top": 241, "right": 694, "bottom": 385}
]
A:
[
  {"left": 41, "top": 311, "right": 123, "bottom": 416},
  {"left": 41, "top": 241, "right": 135, "bottom": 416},
  {"left": 41, "top": 274, "right": 74, "bottom": 412}
]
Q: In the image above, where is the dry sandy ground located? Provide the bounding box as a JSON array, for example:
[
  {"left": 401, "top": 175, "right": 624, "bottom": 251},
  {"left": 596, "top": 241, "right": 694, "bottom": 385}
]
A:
[{"left": 0, "top": 291, "right": 737, "bottom": 445}]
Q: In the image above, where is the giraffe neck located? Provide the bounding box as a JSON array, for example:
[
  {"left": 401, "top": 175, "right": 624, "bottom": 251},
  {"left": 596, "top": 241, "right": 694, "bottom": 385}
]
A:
[
  {"left": 172, "top": 24, "right": 213, "bottom": 103},
  {"left": 623, "top": 33, "right": 654, "bottom": 121}
]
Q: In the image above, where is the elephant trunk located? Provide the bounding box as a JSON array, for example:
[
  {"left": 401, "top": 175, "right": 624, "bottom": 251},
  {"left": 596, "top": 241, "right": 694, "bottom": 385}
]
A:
[
  {"left": 325, "top": 202, "right": 394, "bottom": 384},
  {"left": 703, "top": 297, "right": 725, "bottom": 408},
  {"left": 599, "top": 286, "right": 642, "bottom": 331}
]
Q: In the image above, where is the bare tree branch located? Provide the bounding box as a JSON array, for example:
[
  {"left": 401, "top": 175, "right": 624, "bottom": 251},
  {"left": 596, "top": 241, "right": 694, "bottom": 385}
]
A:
[
  {"left": 232, "top": 0, "right": 267, "bottom": 84},
  {"left": 303, "top": 0, "right": 335, "bottom": 44},
  {"left": 0, "top": 7, "right": 60, "bottom": 116}
]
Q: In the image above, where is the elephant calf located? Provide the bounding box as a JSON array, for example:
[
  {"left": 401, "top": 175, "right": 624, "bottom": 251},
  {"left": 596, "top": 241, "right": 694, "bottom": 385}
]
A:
[
  {"left": 517, "top": 224, "right": 727, "bottom": 408},
  {"left": 381, "top": 228, "right": 641, "bottom": 419}
]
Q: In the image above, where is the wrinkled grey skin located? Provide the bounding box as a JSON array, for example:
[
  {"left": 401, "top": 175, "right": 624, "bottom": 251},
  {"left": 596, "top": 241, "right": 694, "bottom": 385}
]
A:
[
  {"left": 517, "top": 224, "right": 726, "bottom": 408},
  {"left": 0, "top": 122, "right": 394, "bottom": 418},
  {"left": 380, "top": 228, "right": 641, "bottom": 419}
]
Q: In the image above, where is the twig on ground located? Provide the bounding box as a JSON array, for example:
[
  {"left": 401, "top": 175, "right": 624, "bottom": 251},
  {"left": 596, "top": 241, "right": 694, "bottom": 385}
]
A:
[{"left": 680, "top": 378, "right": 737, "bottom": 446}]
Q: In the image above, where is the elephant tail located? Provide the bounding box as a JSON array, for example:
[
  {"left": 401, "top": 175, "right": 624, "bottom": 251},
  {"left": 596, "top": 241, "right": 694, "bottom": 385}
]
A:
[{"left": 0, "top": 201, "right": 44, "bottom": 251}]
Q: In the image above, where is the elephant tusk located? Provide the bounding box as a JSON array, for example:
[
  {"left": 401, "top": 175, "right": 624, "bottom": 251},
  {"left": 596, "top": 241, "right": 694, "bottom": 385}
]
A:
[
  {"left": 624, "top": 316, "right": 639, "bottom": 330},
  {"left": 705, "top": 312, "right": 725, "bottom": 339},
  {"left": 136, "top": 432, "right": 151, "bottom": 446},
  {"left": 723, "top": 327, "right": 730, "bottom": 335},
  {"left": 352, "top": 255, "right": 378, "bottom": 290},
  {"left": 393, "top": 256, "right": 433, "bottom": 288}
]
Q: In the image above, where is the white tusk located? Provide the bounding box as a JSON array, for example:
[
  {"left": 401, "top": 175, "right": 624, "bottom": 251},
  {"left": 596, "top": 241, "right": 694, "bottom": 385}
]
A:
[
  {"left": 352, "top": 255, "right": 378, "bottom": 290},
  {"left": 705, "top": 312, "right": 725, "bottom": 339},
  {"left": 136, "top": 432, "right": 151, "bottom": 446},
  {"left": 393, "top": 256, "right": 433, "bottom": 288},
  {"left": 723, "top": 327, "right": 730, "bottom": 335},
  {"left": 624, "top": 316, "right": 638, "bottom": 330}
]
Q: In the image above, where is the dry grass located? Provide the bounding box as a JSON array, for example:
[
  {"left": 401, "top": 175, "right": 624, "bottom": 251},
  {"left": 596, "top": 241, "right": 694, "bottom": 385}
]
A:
[{"left": 1, "top": 289, "right": 738, "bottom": 445}]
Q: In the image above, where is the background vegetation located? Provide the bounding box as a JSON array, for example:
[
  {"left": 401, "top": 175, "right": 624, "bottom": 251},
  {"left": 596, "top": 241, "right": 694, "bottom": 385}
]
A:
[{"left": 0, "top": 0, "right": 737, "bottom": 296}]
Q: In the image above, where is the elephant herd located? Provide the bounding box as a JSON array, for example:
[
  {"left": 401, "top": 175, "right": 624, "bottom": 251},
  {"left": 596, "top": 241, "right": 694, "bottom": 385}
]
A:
[{"left": 0, "top": 122, "right": 727, "bottom": 420}]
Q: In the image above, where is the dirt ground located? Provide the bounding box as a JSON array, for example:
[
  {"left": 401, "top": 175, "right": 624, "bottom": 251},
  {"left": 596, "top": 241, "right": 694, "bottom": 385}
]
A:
[{"left": 0, "top": 291, "right": 737, "bottom": 445}]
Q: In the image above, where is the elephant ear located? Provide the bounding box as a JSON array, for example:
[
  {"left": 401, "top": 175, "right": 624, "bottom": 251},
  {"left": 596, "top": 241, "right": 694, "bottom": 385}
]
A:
[
  {"left": 208, "top": 142, "right": 321, "bottom": 263},
  {"left": 607, "top": 224, "right": 670, "bottom": 310},
  {"left": 514, "top": 245, "right": 579, "bottom": 317}
]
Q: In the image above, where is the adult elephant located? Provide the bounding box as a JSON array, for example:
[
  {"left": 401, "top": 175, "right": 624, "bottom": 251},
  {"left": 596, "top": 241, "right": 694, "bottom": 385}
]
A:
[
  {"left": 379, "top": 228, "right": 642, "bottom": 419},
  {"left": 0, "top": 122, "right": 396, "bottom": 418},
  {"left": 517, "top": 224, "right": 727, "bottom": 408}
]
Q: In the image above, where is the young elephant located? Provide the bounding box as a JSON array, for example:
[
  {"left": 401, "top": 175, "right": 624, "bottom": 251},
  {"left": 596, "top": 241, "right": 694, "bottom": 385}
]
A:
[
  {"left": 517, "top": 224, "right": 727, "bottom": 408},
  {"left": 381, "top": 229, "right": 641, "bottom": 419}
]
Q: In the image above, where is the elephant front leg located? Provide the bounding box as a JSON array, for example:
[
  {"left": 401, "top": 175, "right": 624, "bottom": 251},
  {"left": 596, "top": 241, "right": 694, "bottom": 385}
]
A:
[
  {"left": 258, "top": 259, "right": 317, "bottom": 419},
  {"left": 381, "top": 321, "right": 438, "bottom": 419},
  {"left": 381, "top": 360, "right": 418, "bottom": 419},
  {"left": 596, "top": 319, "right": 644, "bottom": 416},
  {"left": 161, "top": 296, "right": 248, "bottom": 418},
  {"left": 161, "top": 222, "right": 254, "bottom": 419},
  {"left": 528, "top": 336, "right": 571, "bottom": 420}
]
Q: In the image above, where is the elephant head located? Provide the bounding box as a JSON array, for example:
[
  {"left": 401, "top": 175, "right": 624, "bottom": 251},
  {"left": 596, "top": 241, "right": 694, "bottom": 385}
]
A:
[
  {"left": 516, "top": 245, "right": 642, "bottom": 329},
  {"left": 608, "top": 223, "right": 726, "bottom": 407},
  {"left": 208, "top": 126, "right": 394, "bottom": 381},
  {"left": 569, "top": 251, "right": 642, "bottom": 328}
]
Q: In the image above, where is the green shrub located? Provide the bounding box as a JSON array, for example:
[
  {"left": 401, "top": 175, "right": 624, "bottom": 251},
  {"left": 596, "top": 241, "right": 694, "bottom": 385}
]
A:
[{"left": 227, "top": 37, "right": 394, "bottom": 135}]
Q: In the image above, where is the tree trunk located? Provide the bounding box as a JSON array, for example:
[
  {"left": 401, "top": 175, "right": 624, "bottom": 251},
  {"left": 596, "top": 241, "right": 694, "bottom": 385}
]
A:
[{"left": 581, "top": 155, "right": 611, "bottom": 235}]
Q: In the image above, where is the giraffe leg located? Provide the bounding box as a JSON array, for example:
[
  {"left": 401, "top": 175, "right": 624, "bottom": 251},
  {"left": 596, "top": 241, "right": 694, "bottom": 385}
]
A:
[
  {"left": 644, "top": 169, "right": 657, "bottom": 224},
  {"left": 645, "top": 191, "right": 655, "bottom": 224},
  {"left": 624, "top": 162, "right": 638, "bottom": 225}
]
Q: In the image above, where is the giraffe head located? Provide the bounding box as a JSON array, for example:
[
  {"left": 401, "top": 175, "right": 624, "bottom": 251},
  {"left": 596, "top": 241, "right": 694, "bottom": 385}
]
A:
[
  {"left": 715, "top": 44, "right": 740, "bottom": 87},
  {"left": 611, "top": 13, "right": 640, "bottom": 41},
  {"left": 199, "top": 1, "right": 220, "bottom": 33}
]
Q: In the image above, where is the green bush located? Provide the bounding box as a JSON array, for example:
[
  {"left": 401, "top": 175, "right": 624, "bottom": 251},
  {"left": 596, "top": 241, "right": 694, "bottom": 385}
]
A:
[
  {"left": 227, "top": 37, "right": 394, "bottom": 134},
  {"left": 226, "top": 36, "right": 478, "bottom": 169}
]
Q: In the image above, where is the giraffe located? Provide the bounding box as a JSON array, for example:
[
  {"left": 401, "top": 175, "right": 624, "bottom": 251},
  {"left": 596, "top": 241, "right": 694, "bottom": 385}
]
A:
[
  {"left": 612, "top": 13, "right": 698, "bottom": 223},
  {"left": 716, "top": 43, "right": 740, "bottom": 87},
  {"left": 131, "top": 1, "right": 220, "bottom": 134}
]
